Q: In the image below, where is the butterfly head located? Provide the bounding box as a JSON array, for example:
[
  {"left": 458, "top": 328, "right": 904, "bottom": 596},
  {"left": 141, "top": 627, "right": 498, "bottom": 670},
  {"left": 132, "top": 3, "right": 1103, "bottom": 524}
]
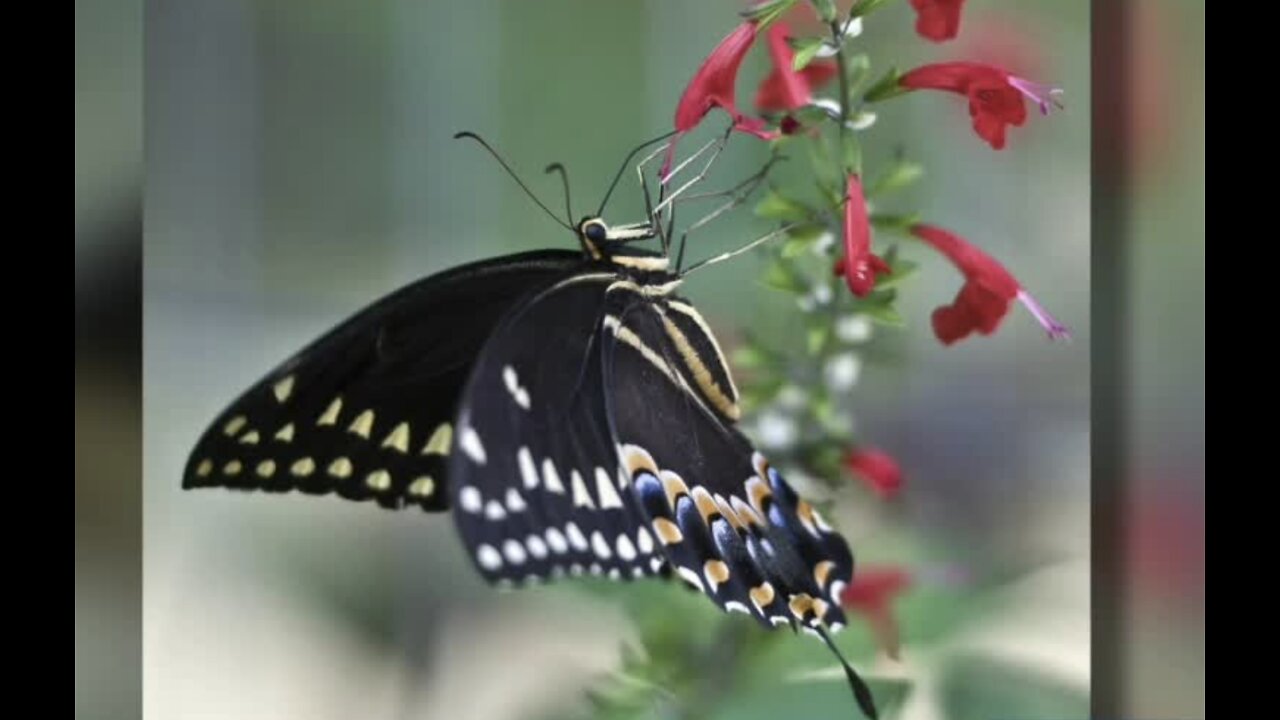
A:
[{"left": 576, "top": 217, "right": 669, "bottom": 272}]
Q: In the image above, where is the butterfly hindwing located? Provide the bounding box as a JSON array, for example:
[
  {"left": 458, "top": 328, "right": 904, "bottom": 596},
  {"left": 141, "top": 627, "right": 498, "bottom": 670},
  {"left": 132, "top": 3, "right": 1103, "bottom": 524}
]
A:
[
  {"left": 448, "top": 271, "right": 666, "bottom": 584},
  {"left": 602, "top": 292, "right": 855, "bottom": 633},
  {"left": 183, "top": 250, "right": 584, "bottom": 512}
]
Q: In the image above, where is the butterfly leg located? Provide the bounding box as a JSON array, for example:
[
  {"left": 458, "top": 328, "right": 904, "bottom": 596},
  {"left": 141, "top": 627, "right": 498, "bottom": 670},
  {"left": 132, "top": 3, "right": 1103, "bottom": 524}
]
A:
[
  {"left": 672, "top": 157, "right": 782, "bottom": 272},
  {"left": 651, "top": 127, "right": 734, "bottom": 217}
]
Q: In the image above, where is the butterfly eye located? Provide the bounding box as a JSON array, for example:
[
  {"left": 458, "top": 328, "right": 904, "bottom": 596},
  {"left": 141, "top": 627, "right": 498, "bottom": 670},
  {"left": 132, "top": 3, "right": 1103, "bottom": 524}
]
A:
[{"left": 583, "top": 221, "right": 608, "bottom": 244}]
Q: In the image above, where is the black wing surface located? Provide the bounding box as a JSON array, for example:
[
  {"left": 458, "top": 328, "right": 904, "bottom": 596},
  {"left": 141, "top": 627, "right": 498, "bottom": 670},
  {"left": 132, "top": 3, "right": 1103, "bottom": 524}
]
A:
[{"left": 182, "top": 249, "right": 584, "bottom": 512}]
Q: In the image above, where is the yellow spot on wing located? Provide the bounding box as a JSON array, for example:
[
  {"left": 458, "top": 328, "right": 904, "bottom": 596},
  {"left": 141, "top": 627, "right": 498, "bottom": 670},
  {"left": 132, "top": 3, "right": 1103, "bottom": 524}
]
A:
[
  {"left": 408, "top": 475, "right": 435, "bottom": 497},
  {"left": 195, "top": 459, "right": 213, "bottom": 477},
  {"left": 813, "top": 560, "right": 836, "bottom": 590},
  {"left": 746, "top": 477, "right": 772, "bottom": 516},
  {"left": 223, "top": 460, "right": 242, "bottom": 476},
  {"left": 255, "top": 460, "right": 276, "bottom": 478},
  {"left": 317, "top": 397, "right": 343, "bottom": 426},
  {"left": 381, "top": 422, "right": 410, "bottom": 454},
  {"left": 811, "top": 598, "right": 830, "bottom": 621},
  {"left": 291, "top": 457, "right": 315, "bottom": 477},
  {"left": 661, "top": 471, "right": 690, "bottom": 508},
  {"left": 703, "top": 560, "right": 730, "bottom": 592},
  {"left": 749, "top": 583, "right": 776, "bottom": 612},
  {"left": 652, "top": 518, "right": 683, "bottom": 545},
  {"left": 327, "top": 457, "right": 353, "bottom": 479},
  {"left": 795, "top": 500, "right": 820, "bottom": 536},
  {"left": 238, "top": 430, "right": 260, "bottom": 445},
  {"left": 789, "top": 593, "right": 814, "bottom": 619},
  {"left": 347, "top": 409, "right": 375, "bottom": 439},
  {"left": 691, "top": 487, "right": 720, "bottom": 523},
  {"left": 422, "top": 423, "right": 452, "bottom": 455},
  {"left": 365, "top": 469, "right": 392, "bottom": 491},
  {"left": 274, "top": 423, "right": 295, "bottom": 442},
  {"left": 223, "top": 416, "right": 247, "bottom": 437},
  {"left": 272, "top": 374, "right": 295, "bottom": 403}
]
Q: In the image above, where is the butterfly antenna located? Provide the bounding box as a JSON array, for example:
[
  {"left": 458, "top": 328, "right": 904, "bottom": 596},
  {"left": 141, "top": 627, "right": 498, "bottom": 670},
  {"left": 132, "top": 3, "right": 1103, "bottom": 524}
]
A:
[
  {"left": 596, "top": 130, "right": 679, "bottom": 217},
  {"left": 544, "top": 162, "right": 574, "bottom": 227},
  {"left": 817, "top": 626, "right": 879, "bottom": 720},
  {"left": 454, "top": 131, "right": 572, "bottom": 231}
]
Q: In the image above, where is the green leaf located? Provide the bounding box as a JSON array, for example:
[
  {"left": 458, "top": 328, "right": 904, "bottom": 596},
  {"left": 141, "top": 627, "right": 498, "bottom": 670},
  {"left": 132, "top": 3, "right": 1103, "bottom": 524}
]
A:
[
  {"left": 844, "top": 52, "right": 872, "bottom": 91},
  {"left": 870, "top": 212, "right": 922, "bottom": 232},
  {"left": 869, "top": 161, "right": 925, "bottom": 196},
  {"left": 742, "top": 0, "right": 800, "bottom": 28},
  {"left": 791, "top": 37, "right": 827, "bottom": 72},
  {"left": 809, "top": 0, "right": 838, "bottom": 22},
  {"left": 863, "top": 67, "right": 908, "bottom": 103},
  {"left": 755, "top": 190, "right": 811, "bottom": 222},
  {"left": 876, "top": 259, "right": 920, "bottom": 290},
  {"left": 849, "top": 0, "right": 894, "bottom": 19},
  {"left": 732, "top": 344, "right": 771, "bottom": 370},
  {"left": 762, "top": 261, "right": 805, "bottom": 293},
  {"left": 807, "top": 325, "right": 830, "bottom": 355}
]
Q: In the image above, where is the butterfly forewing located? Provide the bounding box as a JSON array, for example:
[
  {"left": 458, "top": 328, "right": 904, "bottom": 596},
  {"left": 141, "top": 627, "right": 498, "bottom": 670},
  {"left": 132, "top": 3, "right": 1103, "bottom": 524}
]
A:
[
  {"left": 447, "top": 272, "right": 666, "bottom": 584},
  {"left": 602, "top": 293, "right": 856, "bottom": 633},
  {"left": 183, "top": 250, "right": 584, "bottom": 512}
]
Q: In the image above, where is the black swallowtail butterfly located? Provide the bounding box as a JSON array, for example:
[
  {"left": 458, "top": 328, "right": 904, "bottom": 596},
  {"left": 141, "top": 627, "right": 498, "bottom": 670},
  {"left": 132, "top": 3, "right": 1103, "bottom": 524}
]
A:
[{"left": 182, "top": 131, "right": 879, "bottom": 719}]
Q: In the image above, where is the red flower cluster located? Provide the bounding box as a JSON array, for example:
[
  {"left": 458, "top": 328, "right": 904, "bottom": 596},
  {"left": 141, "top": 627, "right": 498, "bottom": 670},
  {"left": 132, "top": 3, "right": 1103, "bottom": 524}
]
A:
[
  {"left": 671, "top": 17, "right": 1067, "bottom": 347},
  {"left": 667, "top": 20, "right": 839, "bottom": 173}
]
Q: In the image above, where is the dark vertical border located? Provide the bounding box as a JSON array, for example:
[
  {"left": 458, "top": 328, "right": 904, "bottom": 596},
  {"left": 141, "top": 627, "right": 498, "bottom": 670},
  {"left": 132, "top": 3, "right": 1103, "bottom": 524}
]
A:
[
  {"left": 1090, "top": 0, "right": 1129, "bottom": 716},
  {"left": 74, "top": 0, "right": 142, "bottom": 716}
]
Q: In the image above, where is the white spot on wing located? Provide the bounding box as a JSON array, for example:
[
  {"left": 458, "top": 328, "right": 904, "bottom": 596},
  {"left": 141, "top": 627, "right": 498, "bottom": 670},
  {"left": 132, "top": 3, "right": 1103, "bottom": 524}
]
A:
[
  {"left": 459, "top": 486, "right": 483, "bottom": 513},
  {"left": 505, "top": 487, "right": 527, "bottom": 512},
  {"left": 484, "top": 500, "right": 507, "bottom": 521},
  {"left": 545, "top": 528, "right": 568, "bottom": 554},
  {"left": 476, "top": 544, "right": 502, "bottom": 570},
  {"left": 459, "top": 424, "right": 487, "bottom": 464},
  {"left": 526, "top": 535, "right": 548, "bottom": 559},
  {"left": 616, "top": 534, "right": 637, "bottom": 561},
  {"left": 502, "top": 365, "right": 531, "bottom": 410},
  {"left": 518, "top": 447, "right": 539, "bottom": 490},
  {"left": 570, "top": 470, "right": 594, "bottom": 508},
  {"left": 590, "top": 531, "right": 612, "bottom": 559},
  {"left": 649, "top": 557, "right": 665, "bottom": 573},
  {"left": 676, "top": 566, "right": 704, "bottom": 592},
  {"left": 542, "top": 458, "right": 565, "bottom": 494},
  {"left": 636, "top": 527, "right": 654, "bottom": 555},
  {"left": 566, "top": 523, "right": 588, "bottom": 552},
  {"left": 272, "top": 375, "right": 295, "bottom": 403},
  {"left": 724, "top": 601, "right": 751, "bottom": 615},
  {"left": 502, "top": 539, "right": 527, "bottom": 565},
  {"left": 595, "top": 467, "right": 624, "bottom": 509}
]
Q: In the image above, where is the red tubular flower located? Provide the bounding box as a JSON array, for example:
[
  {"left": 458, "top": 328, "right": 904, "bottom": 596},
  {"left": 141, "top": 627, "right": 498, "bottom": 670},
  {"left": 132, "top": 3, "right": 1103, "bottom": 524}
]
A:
[
  {"left": 909, "top": 0, "right": 966, "bottom": 42},
  {"left": 910, "top": 223, "right": 1069, "bottom": 345},
  {"left": 900, "top": 62, "right": 1062, "bottom": 149},
  {"left": 754, "top": 21, "right": 837, "bottom": 115},
  {"left": 844, "top": 447, "right": 902, "bottom": 499},
  {"left": 833, "top": 175, "right": 889, "bottom": 297},
  {"left": 841, "top": 566, "right": 912, "bottom": 659},
  {"left": 667, "top": 20, "right": 774, "bottom": 175}
]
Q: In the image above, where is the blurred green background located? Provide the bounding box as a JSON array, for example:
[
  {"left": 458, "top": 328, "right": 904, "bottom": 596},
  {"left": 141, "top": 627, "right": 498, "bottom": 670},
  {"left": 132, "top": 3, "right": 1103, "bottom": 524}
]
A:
[{"left": 75, "top": 0, "right": 1203, "bottom": 718}]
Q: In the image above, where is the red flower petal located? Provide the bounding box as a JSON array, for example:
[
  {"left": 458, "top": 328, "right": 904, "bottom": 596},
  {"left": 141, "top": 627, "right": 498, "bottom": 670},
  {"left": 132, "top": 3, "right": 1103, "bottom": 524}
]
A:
[
  {"left": 840, "top": 566, "right": 912, "bottom": 659},
  {"left": 673, "top": 21, "right": 767, "bottom": 135},
  {"left": 837, "top": 175, "right": 889, "bottom": 297},
  {"left": 909, "top": 0, "right": 966, "bottom": 42},
  {"left": 911, "top": 223, "right": 1067, "bottom": 344},
  {"left": 900, "top": 62, "right": 1043, "bottom": 150},
  {"left": 754, "top": 22, "right": 837, "bottom": 112},
  {"left": 844, "top": 447, "right": 902, "bottom": 499}
]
